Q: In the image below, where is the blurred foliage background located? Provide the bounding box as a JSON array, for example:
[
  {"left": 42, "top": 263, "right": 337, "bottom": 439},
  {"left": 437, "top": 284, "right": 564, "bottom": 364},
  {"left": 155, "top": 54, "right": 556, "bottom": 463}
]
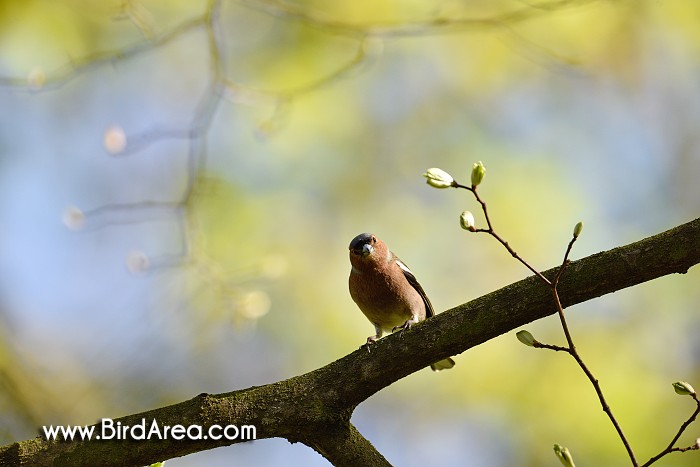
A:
[{"left": 0, "top": 0, "right": 699, "bottom": 465}]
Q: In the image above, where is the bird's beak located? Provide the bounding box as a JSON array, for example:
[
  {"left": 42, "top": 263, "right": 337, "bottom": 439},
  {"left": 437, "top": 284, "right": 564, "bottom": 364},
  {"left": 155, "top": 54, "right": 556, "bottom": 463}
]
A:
[{"left": 350, "top": 242, "right": 374, "bottom": 257}]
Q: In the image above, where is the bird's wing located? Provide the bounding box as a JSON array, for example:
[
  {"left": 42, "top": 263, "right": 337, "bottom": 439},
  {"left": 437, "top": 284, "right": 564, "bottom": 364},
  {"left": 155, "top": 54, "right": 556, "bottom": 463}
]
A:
[{"left": 394, "top": 255, "right": 435, "bottom": 318}]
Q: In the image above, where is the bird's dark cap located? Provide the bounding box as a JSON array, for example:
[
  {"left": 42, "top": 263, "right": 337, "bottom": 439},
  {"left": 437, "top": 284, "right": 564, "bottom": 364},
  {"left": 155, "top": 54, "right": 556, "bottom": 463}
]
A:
[{"left": 349, "top": 232, "right": 374, "bottom": 251}]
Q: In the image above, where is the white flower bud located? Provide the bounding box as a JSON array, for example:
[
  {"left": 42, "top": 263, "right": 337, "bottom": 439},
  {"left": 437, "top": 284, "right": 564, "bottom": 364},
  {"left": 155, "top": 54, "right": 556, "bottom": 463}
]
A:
[
  {"left": 516, "top": 330, "right": 537, "bottom": 347},
  {"left": 459, "top": 211, "right": 476, "bottom": 232},
  {"left": 423, "top": 168, "right": 455, "bottom": 189},
  {"left": 553, "top": 444, "right": 576, "bottom": 467},
  {"left": 471, "top": 161, "right": 486, "bottom": 187},
  {"left": 672, "top": 381, "right": 696, "bottom": 396}
]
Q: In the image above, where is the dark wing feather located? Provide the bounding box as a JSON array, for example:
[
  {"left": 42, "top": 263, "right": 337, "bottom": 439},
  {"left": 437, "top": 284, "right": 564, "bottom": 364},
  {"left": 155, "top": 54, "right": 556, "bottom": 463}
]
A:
[{"left": 394, "top": 255, "right": 435, "bottom": 318}]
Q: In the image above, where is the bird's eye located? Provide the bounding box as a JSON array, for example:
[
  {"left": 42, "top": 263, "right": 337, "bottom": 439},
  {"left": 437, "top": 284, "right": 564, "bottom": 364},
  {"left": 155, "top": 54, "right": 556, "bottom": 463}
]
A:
[{"left": 371, "top": 236, "right": 376, "bottom": 243}]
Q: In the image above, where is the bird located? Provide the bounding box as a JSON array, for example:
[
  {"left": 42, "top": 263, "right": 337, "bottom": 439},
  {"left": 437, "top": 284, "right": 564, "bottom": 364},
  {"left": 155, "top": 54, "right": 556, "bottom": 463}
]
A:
[{"left": 348, "top": 232, "right": 455, "bottom": 371}]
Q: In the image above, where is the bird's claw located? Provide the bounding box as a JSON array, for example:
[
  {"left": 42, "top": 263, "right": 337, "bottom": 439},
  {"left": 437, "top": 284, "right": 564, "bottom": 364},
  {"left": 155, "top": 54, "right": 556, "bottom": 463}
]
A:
[
  {"left": 361, "top": 336, "right": 378, "bottom": 353},
  {"left": 392, "top": 321, "right": 412, "bottom": 335}
]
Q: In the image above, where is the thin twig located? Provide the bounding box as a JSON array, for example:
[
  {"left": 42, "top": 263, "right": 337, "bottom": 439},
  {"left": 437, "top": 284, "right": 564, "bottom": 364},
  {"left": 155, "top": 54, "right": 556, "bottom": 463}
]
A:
[
  {"left": 550, "top": 289, "right": 638, "bottom": 465},
  {"left": 533, "top": 342, "right": 569, "bottom": 352},
  {"left": 454, "top": 183, "right": 551, "bottom": 285},
  {"left": 642, "top": 394, "right": 700, "bottom": 466},
  {"left": 554, "top": 236, "right": 577, "bottom": 287},
  {"left": 455, "top": 180, "right": 639, "bottom": 466}
]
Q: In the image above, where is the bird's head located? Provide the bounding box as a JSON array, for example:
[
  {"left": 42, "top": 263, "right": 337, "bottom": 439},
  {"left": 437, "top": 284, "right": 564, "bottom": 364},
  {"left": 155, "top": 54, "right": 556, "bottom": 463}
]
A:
[
  {"left": 349, "top": 232, "right": 389, "bottom": 266},
  {"left": 349, "top": 232, "right": 376, "bottom": 257}
]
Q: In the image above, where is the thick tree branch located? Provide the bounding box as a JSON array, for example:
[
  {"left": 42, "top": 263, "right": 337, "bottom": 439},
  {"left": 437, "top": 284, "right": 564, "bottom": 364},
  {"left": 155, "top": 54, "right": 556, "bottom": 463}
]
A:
[{"left": 1, "top": 217, "right": 698, "bottom": 466}]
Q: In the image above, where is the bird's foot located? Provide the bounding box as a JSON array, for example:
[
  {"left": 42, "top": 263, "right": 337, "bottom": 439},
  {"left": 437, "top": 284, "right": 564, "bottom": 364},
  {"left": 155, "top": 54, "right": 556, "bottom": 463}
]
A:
[
  {"left": 361, "top": 336, "right": 378, "bottom": 353},
  {"left": 392, "top": 320, "right": 412, "bottom": 336}
]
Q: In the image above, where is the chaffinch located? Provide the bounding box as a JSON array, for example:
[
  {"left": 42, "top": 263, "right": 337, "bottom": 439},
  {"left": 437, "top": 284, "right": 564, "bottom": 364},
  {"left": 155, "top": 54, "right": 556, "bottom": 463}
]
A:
[{"left": 348, "top": 233, "right": 456, "bottom": 371}]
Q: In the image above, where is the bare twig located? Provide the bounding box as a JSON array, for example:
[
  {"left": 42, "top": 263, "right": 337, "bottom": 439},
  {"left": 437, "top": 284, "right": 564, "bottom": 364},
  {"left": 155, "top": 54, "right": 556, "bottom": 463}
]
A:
[
  {"left": 453, "top": 182, "right": 551, "bottom": 284},
  {"left": 550, "top": 288, "right": 638, "bottom": 465},
  {"left": 454, "top": 180, "right": 639, "bottom": 466},
  {"left": 642, "top": 393, "right": 700, "bottom": 466}
]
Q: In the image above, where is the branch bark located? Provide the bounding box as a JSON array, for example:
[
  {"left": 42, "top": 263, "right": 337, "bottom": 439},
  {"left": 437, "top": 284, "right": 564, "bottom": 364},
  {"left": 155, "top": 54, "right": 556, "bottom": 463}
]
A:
[{"left": 2, "top": 217, "right": 699, "bottom": 466}]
